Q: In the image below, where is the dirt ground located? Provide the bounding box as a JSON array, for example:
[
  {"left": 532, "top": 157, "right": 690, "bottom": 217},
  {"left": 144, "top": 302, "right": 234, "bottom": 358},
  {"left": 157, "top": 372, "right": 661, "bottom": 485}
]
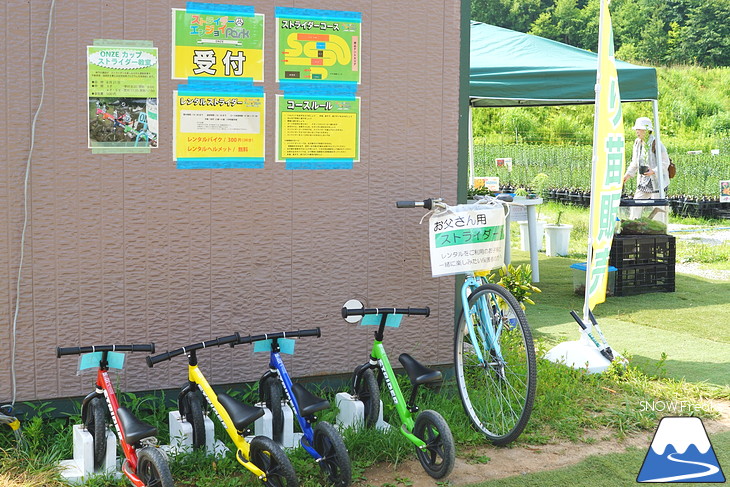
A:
[{"left": 358, "top": 389, "right": 730, "bottom": 485}]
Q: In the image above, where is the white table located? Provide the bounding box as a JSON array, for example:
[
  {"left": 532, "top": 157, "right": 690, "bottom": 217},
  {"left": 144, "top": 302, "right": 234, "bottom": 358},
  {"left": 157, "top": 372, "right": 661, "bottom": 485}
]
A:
[{"left": 503, "top": 196, "right": 543, "bottom": 282}]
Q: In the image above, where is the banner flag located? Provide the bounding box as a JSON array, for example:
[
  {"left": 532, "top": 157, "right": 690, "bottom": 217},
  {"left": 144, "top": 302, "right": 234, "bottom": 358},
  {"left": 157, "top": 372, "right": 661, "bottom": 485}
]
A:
[{"left": 585, "top": 0, "right": 625, "bottom": 313}]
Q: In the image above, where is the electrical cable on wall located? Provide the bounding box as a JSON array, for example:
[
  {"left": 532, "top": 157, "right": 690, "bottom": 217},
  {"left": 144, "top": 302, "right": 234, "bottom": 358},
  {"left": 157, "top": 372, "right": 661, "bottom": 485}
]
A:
[{"left": 6, "top": 0, "right": 56, "bottom": 407}]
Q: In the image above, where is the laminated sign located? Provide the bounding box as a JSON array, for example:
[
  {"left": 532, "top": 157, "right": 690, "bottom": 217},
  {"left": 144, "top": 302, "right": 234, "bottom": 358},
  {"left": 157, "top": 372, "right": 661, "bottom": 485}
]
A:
[{"left": 429, "top": 204, "right": 506, "bottom": 277}]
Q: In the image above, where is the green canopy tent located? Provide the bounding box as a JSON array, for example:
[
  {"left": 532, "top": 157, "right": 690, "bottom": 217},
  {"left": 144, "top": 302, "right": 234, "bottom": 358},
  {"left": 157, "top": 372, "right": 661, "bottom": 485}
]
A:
[
  {"left": 467, "top": 21, "right": 665, "bottom": 191},
  {"left": 469, "top": 21, "right": 658, "bottom": 107},
  {"left": 467, "top": 21, "right": 664, "bottom": 284}
]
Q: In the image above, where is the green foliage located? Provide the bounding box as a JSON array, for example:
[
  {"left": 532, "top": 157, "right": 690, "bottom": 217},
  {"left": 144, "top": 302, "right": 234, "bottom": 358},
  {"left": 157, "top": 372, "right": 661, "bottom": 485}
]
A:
[
  {"left": 473, "top": 0, "right": 729, "bottom": 68},
  {"left": 488, "top": 264, "right": 542, "bottom": 308}
]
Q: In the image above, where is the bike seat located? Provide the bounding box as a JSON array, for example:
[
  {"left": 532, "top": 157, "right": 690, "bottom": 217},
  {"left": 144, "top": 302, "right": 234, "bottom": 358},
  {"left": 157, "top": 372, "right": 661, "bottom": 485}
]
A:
[
  {"left": 217, "top": 393, "right": 264, "bottom": 431},
  {"left": 117, "top": 407, "right": 157, "bottom": 445},
  {"left": 292, "top": 382, "right": 330, "bottom": 417},
  {"left": 398, "top": 353, "right": 442, "bottom": 385}
]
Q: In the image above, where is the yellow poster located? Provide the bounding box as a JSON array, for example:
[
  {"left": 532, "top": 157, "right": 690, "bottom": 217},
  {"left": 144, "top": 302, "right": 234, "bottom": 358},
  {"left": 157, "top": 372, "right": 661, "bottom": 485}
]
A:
[{"left": 174, "top": 92, "right": 265, "bottom": 169}]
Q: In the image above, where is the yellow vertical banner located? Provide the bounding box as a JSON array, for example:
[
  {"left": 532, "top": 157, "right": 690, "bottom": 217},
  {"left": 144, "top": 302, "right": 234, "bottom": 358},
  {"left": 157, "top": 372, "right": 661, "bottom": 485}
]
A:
[{"left": 585, "top": 0, "right": 625, "bottom": 312}]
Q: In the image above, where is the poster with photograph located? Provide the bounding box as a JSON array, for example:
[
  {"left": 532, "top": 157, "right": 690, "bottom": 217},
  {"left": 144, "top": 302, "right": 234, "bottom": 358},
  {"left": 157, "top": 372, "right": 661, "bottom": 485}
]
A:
[{"left": 87, "top": 45, "right": 159, "bottom": 150}]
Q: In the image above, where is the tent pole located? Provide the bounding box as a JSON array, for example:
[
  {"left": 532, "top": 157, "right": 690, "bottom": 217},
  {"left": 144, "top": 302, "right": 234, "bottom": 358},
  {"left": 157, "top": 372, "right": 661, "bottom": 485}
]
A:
[
  {"left": 469, "top": 104, "right": 475, "bottom": 189},
  {"left": 652, "top": 100, "right": 665, "bottom": 199}
]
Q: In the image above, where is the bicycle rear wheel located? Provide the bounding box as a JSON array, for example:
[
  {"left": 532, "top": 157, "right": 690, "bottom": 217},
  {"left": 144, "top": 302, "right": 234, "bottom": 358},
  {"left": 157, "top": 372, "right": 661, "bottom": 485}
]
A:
[
  {"left": 454, "top": 283, "right": 536, "bottom": 445},
  {"left": 136, "top": 446, "right": 174, "bottom": 487}
]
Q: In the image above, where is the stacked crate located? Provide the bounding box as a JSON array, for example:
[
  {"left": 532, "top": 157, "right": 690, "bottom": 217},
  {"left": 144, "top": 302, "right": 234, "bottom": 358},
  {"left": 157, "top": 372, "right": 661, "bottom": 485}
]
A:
[{"left": 609, "top": 235, "right": 676, "bottom": 296}]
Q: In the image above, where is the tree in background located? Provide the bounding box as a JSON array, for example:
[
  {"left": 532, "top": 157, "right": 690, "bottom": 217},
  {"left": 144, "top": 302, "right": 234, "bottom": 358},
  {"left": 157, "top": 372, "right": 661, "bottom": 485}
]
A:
[{"left": 471, "top": 0, "right": 729, "bottom": 68}]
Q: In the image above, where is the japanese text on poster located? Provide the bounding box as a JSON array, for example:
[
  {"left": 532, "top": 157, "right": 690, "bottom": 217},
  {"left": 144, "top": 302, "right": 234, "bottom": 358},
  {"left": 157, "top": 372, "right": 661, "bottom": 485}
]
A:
[
  {"left": 87, "top": 45, "right": 159, "bottom": 150},
  {"left": 276, "top": 94, "right": 360, "bottom": 168},
  {"left": 174, "top": 89, "right": 265, "bottom": 169},
  {"left": 172, "top": 7, "right": 264, "bottom": 81},
  {"left": 429, "top": 205, "right": 506, "bottom": 277},
  {"left": 276, "top": 7, "right": 361, "bottom": 83}
]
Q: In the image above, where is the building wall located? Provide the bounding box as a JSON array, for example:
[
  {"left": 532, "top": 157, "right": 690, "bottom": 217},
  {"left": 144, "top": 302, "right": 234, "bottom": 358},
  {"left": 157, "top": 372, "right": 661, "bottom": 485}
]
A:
[{"left": 0, "top": 0, "right": 463, "bottom": 401}]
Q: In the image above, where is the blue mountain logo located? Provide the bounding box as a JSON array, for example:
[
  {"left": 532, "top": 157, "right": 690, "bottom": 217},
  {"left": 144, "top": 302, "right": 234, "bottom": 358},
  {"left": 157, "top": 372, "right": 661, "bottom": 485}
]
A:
[{"left": 638, "top": 416, "right": 725, "bottom": 483}]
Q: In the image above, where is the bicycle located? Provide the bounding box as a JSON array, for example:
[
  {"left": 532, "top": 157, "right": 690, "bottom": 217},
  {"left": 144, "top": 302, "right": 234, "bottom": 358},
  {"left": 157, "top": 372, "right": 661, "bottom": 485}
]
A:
[
  {"left": 396, "top": 197, "right": 537, "bottom": 445},
  {"left": 341, "top": 305, "right": 455, "bottom": 479},
  {"left": 0, "top": 404, "right": 24, "bottom": 449},
  {"left": 56, "top": 343, "right": 174, "bottom": 487},
  {"left": 146, "top": 333, "right": 299, "bottom": 487},
  {"left": 240, "top": 328, "right": 352, "bottom": 487}
]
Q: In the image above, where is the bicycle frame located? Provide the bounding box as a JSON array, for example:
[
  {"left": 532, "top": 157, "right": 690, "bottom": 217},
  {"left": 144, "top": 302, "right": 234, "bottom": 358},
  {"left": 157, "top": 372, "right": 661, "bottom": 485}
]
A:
[
  {"left": 181, "top": 350, "right": 267, "bottom": 479},
  {"left": 353, "top": 312, "right": 427, "bottom": 449},
  {"left": 261, "top": 341, "right": 322, "bottom": 459},
  {"left": 81, "top": 358, "right": 146, "bottom": 484},
  {"left": 460, "top": 274, "right": 503, "bottom": 365}
]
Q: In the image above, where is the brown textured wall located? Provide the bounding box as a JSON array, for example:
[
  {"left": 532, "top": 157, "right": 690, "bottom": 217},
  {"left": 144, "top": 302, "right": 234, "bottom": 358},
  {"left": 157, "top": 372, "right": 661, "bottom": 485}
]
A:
[{"left": 0, "top": 0, "right": 462, "bottom": 401}]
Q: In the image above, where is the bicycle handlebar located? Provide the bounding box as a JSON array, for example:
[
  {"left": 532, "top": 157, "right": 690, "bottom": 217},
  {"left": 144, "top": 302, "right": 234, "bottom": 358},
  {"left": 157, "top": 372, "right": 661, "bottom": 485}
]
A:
[
  {"left": 146, "top": 333, "right": 240, "bottom": 367},
  {"left": 341, "top": 307, "right": 430, "bottom": 318},
  {"left": 396, "top": 199, "right": 435, "bottom": 210},
  {"left": 237, "top": 327, "right": 321, "bottom": 345},
  {"left": 57, "top": 343, "right": 155, "bottom": 358}
]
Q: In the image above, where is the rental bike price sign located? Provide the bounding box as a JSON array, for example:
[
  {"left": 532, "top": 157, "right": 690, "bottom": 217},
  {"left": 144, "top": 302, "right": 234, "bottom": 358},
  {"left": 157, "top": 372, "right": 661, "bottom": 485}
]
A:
[{"left": 428, "top": 204, "right": 506, "bottom": 277}]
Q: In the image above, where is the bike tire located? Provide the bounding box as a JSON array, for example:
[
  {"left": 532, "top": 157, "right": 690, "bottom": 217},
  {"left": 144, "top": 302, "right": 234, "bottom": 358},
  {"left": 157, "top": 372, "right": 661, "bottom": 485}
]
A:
[
  {"left": 136, "top": 446, "right": 174, "bottom": 487},
  {"left": 250, "top": 435, "right": 299, "bottom": 487},
  {"left": 353, "top": 368, "right": 380, "bottom": 429},
  {"left": 262, "top": 376, "right": 284, "bottom": 444},
  {"left": 84, "top": 396, "right": 107, "bottom": 470},
  {"left": 412, "top": 410, "right": 455, "bottom": 479},
  {"left": 313, "top": 421, "right": 352, "bottom": 487},
  {"left": 181, "top": 389, "right": 206, "bottom": 449},
  {"left": 454, "top": 283, "right": 536, "bottom": 445}
]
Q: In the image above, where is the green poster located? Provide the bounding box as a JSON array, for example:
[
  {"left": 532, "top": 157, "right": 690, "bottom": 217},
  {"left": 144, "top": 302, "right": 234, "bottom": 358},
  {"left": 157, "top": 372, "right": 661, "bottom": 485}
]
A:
[
  {"left": 87, "top": 45, "right": 158, "bottom": 150},
  {"left": 172, "top": 8, "right": 264, "bottom": 81},
  {"left": 276, "top": 8, "right": 362, "bottom": 83}
]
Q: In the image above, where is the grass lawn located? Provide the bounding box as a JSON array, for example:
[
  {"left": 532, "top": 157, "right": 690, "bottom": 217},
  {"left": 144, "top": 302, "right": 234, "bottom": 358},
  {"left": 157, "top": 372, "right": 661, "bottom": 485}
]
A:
[{"left": 518, "top": 250, "right": 730, "bottom": 387}]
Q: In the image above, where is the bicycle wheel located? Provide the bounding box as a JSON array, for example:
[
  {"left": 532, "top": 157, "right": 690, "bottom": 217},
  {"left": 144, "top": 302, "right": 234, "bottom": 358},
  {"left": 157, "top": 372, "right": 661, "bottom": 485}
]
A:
[
  {"left": 454, "top": 283, "right": 536, "bottom": 445},
  {"left": 353, "top": 368, "right": 379, "bottom": 429},
  {"left": 262, "top": 376, "right": 284, "bottom": 443},
  {"left": 136, "top": 446, "right": 174, "bottom": 487},
  {"left": 181, "top": 389, "right": 206, "bottom": 449},
  {"left": 84, "top": 396, "right": 107, "bottom": 470},
  {"left": 412, "top": 410, "right": 455, "bottom": 479},
  {"left": 250, "top": 435, "right": 299, "bottom": 487},
  {"left": 313, "top": 421, "right": 352, "bottom": 487}
]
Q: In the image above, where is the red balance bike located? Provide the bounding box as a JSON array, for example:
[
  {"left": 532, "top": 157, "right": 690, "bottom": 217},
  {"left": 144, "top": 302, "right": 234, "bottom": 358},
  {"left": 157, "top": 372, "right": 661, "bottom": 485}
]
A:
[{"left": 57, "top": 343, "right": 173, "bottom": 487}]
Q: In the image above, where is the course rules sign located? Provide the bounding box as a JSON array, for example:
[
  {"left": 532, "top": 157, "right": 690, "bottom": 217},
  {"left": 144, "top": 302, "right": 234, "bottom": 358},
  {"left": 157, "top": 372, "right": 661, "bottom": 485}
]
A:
[{"left": 428, "top": 204, "right": 506, "bottom": 277}]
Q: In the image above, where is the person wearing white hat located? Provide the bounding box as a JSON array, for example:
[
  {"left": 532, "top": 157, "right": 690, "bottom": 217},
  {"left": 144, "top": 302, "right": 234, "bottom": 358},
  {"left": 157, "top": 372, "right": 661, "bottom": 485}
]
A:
[{"left": 622, "top": 116, "right": 671, "bottom": 223}]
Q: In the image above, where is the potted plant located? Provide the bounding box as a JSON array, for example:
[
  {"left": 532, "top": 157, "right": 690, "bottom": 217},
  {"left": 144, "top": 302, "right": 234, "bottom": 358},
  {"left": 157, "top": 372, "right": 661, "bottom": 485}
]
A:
[
  {"left": 467, "top": 186, "right": 493, "bottom": 202},
  {"left": 529, "top": 173, "right": 550, "bottom": 199},
  {"left": 488, "top": 264, "right": 541, "bottom": 310},
  {"left": 544, "top": 210, "right": 573, "bottom": 257}
]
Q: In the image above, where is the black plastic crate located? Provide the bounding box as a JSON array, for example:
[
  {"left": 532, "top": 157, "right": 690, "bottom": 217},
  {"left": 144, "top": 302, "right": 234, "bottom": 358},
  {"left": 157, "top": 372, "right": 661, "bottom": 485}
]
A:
[
  {"left": 609, "top": 235, "right": 676, "bottom": 267},
  {"left": 614, "top": 263, "right": 676, "bottom": 296}
]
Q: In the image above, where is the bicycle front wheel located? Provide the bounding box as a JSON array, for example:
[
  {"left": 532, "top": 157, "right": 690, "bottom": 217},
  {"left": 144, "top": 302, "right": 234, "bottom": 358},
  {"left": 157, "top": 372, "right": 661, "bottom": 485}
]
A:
[
  {"left": 454, "top": 283, "right": 536, "bottom": 445},
  {"left": 84, "top": 396, "right": 107, "bottom": 469},
  {"left": 136, "top": 446, "right": 174, "bottom": 487}
]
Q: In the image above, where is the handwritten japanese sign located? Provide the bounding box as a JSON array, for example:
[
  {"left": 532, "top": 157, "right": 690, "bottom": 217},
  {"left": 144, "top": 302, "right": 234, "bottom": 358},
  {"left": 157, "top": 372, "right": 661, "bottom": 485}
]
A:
[
  {"left": 428, "top": 205, "right": 506, "bottom": 277},
  {"left": 172, "top": 8, "right": 264, "bottom": 81}
]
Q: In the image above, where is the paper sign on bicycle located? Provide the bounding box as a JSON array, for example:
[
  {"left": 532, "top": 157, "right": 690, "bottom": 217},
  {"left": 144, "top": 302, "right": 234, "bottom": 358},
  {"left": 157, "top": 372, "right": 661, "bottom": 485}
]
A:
[{"left": 428, "top": 204, "right": 505, "bottom": 277}]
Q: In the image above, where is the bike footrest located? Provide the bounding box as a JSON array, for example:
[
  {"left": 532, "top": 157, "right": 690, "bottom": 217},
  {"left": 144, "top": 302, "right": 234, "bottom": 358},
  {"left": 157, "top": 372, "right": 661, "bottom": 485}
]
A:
[
  {"left": 398, "top": 353, "right": 442, "bottom": 385},
  {"left": 292, "top": 382, "right": 330, "bottom": 417}
]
